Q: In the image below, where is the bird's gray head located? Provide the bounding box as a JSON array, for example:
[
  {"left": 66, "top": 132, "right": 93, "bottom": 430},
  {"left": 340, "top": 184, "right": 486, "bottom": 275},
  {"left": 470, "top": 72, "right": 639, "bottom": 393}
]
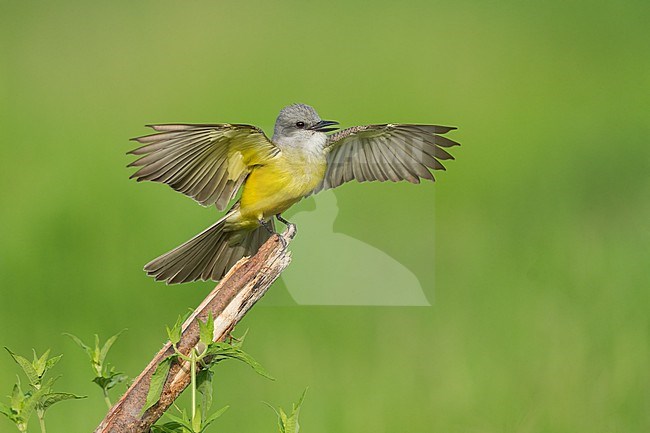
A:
[{"left": 272, "top": 103, "right": 338, "bottom": 144}]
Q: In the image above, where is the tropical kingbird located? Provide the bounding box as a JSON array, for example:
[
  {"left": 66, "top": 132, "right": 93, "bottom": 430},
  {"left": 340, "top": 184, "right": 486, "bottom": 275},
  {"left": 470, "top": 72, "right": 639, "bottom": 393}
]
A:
[{"left": 129, "top": 103, "right": 460, "bottom": 284}]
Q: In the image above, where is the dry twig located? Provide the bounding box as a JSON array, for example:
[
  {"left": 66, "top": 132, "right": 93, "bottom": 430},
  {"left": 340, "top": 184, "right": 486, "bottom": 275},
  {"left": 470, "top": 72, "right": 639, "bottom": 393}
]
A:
[{"left": 94, "top": 227, "right": 296, "bottom": 433}]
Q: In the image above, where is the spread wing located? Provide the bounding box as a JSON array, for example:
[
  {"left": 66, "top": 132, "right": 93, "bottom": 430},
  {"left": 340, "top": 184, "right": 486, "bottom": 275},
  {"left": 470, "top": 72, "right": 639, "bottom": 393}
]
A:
[
  {"left": 128, "top": 123, "right": 279, "bottom": 210},
  {"left": 314, "top": 124, "right": 460, "bottom": 193}
]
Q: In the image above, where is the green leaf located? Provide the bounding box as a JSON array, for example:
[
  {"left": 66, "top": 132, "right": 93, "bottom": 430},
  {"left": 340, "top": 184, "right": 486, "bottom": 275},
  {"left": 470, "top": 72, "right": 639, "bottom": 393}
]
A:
[
  {"left": 64, "top": 332, "right": 101, "bottom": 376},
  {"left": 280, "top": 408, "right": 289, "bottom": 429},
  {"left": 196, "top": 369, "right": 213, "bottom": 417},
  {"left": 231, "top": 329, "right": 248, "bottom": 349},
  {"left": 166, "top": 316, "right": 183, "bottom": 345},
  {"left": 93, "top": 334, "right": 102, "bottom": 367},
  {"left": 40, "top": 392, "right": 86, "bottom": 410},
  {"left": 62, "top": 333, "right": 93, "bottom": 359},
  {"left": 293, "top": 388, "right": 307, "bottom": 413},
  {"left": 5, "top": 348, "right": 39, "bottom": 387},
  {"left": 93, "top": 368, "right": 128, "bottom": 391},
  {"left": 287, "top": 388, "right": 308, "bottom": 433},
  {"left": 204, "top": 343, "right": 274, "bottom": 380},
  {"left": 33, "top": 349, "right": 50, "bottom": 378},
  {"left": 271, "top": 389, "right": 308, "bottom": 433},
  {"left": 0, "top": 401, "right": 20, "bottom": 424},
  {"left": 164, "top": 411, "right": 194, "bottom": 432},
  {"left": 44, "top": 354, "right": 63, "bottom": 376},
  {"left": 0, "top": 401, "right": 12, "bottom": 417},
  {"left": 19, "top": 380, "right": 52, "bottom": 427},
  {"left": 11, "top": 381, "right": 25, "bottom": 412},
  {"left": 201, "top": 405, "right": 229, "bottom": 431},
  {"left": 263, "top": 401, "right": 283, "bottom": 433},
  {"left": 198, "top": 314, "right": 214, "bottom": 347},
  {"left": 151, "top": 421, "right": 187, "bottom": 433},
  {"left": 142, "top": 356, "right": 174, "bottom": 414},
  {"left": 99, "top": 329, "right": 126, "bottom": 367}
]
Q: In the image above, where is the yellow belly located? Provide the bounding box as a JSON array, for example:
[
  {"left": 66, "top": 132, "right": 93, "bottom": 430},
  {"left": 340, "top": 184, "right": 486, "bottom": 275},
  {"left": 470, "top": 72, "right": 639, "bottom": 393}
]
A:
[{"left": 238, "top": 152, "right": 326, "bottom": 222}]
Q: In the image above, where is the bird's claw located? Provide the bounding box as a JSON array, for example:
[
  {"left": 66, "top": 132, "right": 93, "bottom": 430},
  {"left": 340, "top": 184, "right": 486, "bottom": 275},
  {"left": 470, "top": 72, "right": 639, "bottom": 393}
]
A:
[
  {"left": 259, "top": 219, "right": 276, "bottom": 236},
  {"left": 276, "top": 214, "right": 297, "bottom": 233},
  {"left": 275, "top": 214, "right": 297, "bottom": 247}
]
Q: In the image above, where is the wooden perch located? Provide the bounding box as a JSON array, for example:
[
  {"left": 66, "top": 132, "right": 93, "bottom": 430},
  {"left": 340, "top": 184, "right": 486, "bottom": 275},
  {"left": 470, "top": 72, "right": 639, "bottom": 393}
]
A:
[{"left": 94, "top": 226, "right": 296, "bottom": 433}]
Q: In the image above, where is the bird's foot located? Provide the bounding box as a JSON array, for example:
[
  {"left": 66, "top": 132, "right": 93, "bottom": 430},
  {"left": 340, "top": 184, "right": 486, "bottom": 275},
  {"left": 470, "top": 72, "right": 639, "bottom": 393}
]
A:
[
  {"left": 259, "top": 219, "right": 276, "bottom": 236},
  {"left": 275, "top": 214, "right": 297, "bottom": 236},
  {"left": 259, "top": 218, "right": 288, "bottom": 248}
]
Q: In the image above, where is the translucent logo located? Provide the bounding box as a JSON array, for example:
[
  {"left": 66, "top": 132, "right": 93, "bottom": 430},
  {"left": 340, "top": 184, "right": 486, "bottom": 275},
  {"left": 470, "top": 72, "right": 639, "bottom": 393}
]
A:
[{"left": 276, "top": 190, "right": 432, "bottom": 306}]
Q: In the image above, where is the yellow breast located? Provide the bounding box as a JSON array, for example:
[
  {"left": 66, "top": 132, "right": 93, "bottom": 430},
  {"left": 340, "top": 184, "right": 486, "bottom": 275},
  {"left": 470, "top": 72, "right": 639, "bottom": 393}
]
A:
[{"left": 239, "top": 149, "right": 326, "bottom": 221}]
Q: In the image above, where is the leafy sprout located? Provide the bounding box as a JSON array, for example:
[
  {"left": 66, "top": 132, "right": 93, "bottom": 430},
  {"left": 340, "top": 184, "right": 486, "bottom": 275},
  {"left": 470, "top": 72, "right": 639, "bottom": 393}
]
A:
[
  {"left": 147, "top": 315, "right": 273, "bottom": 432},
  {"left": 266, "top": 389, "right": 308, "bottom": 433},
  {"left": 63, "top": 330, "right": 128, "bottom": 408},
  {"left": 1, "top": 348, "right": 85, "bottom": 433}
]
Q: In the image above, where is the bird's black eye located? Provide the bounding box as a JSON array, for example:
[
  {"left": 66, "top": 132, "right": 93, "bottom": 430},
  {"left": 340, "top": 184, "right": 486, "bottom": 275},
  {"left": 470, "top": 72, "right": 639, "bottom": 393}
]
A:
[{"left": 295, "top": 121, "right": 305, "bottom": 129}]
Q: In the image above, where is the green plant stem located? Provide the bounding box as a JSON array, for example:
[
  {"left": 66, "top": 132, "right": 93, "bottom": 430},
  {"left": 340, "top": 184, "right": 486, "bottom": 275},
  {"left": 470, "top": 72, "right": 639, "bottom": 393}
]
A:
[
  {"left": 37, "top": 410, "right": 47, "bottom": 433},
  {"left": 103, "top": 388, "right": 112, "bottom": 409},
  {"left": 190, "top": 351, "right": 197, "bottom": 423}
]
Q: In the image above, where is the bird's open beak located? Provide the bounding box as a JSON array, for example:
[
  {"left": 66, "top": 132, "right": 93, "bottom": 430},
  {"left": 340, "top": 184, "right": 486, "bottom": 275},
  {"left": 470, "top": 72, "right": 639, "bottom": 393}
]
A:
[{"left": 310, "top": 120, "right": 339, "bottom": 133}]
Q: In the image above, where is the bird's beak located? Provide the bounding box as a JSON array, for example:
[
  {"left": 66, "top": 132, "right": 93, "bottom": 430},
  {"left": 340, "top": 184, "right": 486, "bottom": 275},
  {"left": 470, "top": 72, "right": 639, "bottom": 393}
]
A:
[{"left": 310, "top": 120, "right": 339, "bottom": 133}]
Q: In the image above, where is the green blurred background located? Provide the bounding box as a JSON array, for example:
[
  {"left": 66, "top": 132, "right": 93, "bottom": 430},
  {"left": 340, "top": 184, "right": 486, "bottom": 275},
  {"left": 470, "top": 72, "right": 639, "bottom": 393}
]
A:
[{"left": 1, "top": 1, "right": 649, "bottom": 431}]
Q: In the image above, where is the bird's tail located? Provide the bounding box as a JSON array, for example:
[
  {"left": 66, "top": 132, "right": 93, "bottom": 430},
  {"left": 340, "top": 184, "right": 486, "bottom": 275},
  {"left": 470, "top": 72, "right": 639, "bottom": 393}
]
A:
[{"left": 144, "top": 210, "right": 273, "bottom": 285}]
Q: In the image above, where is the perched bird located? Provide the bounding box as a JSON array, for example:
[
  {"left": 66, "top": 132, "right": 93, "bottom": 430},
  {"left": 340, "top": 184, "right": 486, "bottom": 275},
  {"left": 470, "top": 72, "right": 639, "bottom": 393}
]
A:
[{"left": 129, "top": 103, "right": 460, "bottom": 284}]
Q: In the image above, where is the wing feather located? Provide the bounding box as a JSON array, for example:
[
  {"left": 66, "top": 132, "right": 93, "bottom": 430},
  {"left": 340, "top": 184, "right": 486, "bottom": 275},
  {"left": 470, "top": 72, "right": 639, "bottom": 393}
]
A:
[
  {"left": 376, "top": 133, "right": 420, "bottom": 183},
  {"left": 178, "top": 148, "right": 223, "bottom": 194},
  {"left": 350, "top": 140, "right": 365, "bottom": 182},
  {"left": 358, "top": 138, "right": 377, "bottom": 182},
  {"left": 372, "top": 136, "right": 402, "bottom": 182},
  {"left": 364, "top": 141, "right": 388, "bottom": 181},
  {"left": 315, "top": 123, "right": 459, "bottom": 192},
  {"left": 391, "top": 133, "right": 432, "bottom": 181},
  {"left": 137, "top": 139, "right": 214, "bottom": 183},
  {"left": 329, "top": 142, "right": 348, "bottom": 187},
  {"left": 391, "top": 130, "right": 438, "bottom": 180},
  {"left": 128, "top": 124, "right": 279, "bottom": 209}
]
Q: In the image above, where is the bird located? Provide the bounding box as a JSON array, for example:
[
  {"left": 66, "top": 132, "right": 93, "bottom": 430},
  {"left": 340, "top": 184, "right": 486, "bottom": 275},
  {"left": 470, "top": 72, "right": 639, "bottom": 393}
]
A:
[{"left": 128, "top": 103, "right": 460, "bottom": 284}]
